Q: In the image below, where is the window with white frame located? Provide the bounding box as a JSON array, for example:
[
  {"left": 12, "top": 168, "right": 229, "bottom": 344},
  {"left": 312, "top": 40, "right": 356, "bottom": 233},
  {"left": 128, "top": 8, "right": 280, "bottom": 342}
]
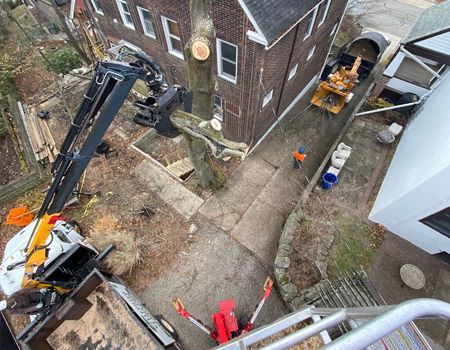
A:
[
  {"left": 288, "top": 63, "right": 298, "bottom": 81},
  {"left": 116, "top": 0, "right": 135, "bottom": 29},
  {"left": 318, "top": 0, "right": 331, "bottom": 26},
  {"left": 214, "top": 95, "right": 223, "bottom": 121},
  {"left": 217, "top": 39, "right": 238, "bottom": 84},
  {"left": 304, "top": 6, "right": 318, "bottom": 40},
  {"left": 161, "top": 16, "right": 184, "bottom": 59},
  {"left": 91, "top": 0, "right": 104, "bottom": 15},
  {"left": 330, "top": 22, "right": 338, "bottom": 36},
  {"left": 262, "top": 89, "right": 273, "bottom": 108},
  {"left": 137, "top": 7, "right": 155, "bottom": 37},
  {"left": 307, "top": 46, "right": 316, "bottom": 61}
]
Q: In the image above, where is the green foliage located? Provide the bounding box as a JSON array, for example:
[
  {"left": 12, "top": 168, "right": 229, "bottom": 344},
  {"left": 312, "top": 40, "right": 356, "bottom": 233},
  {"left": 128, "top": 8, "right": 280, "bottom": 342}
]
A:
[
  {"left": 0, "top": 47, "right": 30, "bottom": 95},
  {"left": 367, "top": 97, "right": 394, "bottom": 109},
  {"left": 327, "top": 216, "right": 385, "bottom": 278},
  {"left": 44, "top": 48, "right": 82, "bottom": 75}
]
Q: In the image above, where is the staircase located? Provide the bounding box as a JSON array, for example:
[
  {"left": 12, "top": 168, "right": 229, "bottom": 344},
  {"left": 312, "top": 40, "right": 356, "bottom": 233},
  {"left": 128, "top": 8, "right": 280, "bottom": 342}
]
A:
[
  {"left": 214, "top": 270, "right": 445, "bottom": 350},
  {"left": 311, "top": 270, "right": 432, "bottom": 350}
]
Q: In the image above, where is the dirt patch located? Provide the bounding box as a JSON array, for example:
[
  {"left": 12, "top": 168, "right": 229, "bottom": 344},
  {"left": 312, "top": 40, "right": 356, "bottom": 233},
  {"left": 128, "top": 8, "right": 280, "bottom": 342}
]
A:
[
  {"left": 47, "top": 284, "right": 159, "bottom": 350},
  {"left": 0, "top": 133, "right": 24, "bottom": 186},
  {"left": 288, "top": 185, "right": 387, "bottom": 291}
]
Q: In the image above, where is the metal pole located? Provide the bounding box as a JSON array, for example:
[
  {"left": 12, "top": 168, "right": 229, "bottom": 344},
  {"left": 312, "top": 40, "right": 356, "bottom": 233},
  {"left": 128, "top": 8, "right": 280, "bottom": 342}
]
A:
[
  {"left": 400, "top": 46, "right": 441, "bottom": 80},
  {"left": 355, "top": 101, "right": 419, "bottom": 116},
  {"left": 261, "top": 311, "right": 347, "bottom": 350},
  {"left": 323, "top": 299, "right": 450, "bottom": 350}
]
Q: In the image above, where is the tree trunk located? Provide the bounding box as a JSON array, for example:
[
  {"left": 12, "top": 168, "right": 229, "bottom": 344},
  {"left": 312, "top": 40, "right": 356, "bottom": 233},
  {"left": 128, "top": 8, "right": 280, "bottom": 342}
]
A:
[
  {"left": 50, "top": 2, "right": 92, "bottom": 65},
  {"left": 184, "top": 0, "right": 218, "bottom": 189}
]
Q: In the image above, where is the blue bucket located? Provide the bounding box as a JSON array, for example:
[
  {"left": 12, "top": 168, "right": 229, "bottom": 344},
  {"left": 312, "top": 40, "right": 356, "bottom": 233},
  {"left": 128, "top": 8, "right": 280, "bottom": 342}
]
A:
[{"left": 322, "top": 172, "right": 338, "bottom": 190}]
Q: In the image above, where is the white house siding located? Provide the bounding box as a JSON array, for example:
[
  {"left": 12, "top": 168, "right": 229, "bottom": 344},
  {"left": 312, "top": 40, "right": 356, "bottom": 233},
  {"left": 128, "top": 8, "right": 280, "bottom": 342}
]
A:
[
  {"left": 369, "top": 72, "right": 450, "bottom": 254},
  {"left": 385, "top": 77, "right": 430, "bottom": 96},
  {"left": 415, "top": 31, "right": 450, "bottom": 56}
]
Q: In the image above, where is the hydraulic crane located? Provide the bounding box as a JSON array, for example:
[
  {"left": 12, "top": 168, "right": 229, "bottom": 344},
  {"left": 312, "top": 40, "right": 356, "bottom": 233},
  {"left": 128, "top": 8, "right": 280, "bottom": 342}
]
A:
[{"left": 0, "top": 49, "right": 192, "bottom": 315}]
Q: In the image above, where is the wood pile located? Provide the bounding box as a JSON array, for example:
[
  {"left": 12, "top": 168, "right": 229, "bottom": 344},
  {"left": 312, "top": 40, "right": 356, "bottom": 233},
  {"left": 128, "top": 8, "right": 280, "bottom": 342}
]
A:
[{"left": 18, "top": 102, "right": 58, "bottom": 164}]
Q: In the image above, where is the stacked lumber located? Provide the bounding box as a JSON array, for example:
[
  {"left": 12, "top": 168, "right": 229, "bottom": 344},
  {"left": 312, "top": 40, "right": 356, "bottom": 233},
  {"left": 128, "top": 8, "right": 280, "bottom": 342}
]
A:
[{"left": 18, "top": 102, "right": 58, "bottom": 164}]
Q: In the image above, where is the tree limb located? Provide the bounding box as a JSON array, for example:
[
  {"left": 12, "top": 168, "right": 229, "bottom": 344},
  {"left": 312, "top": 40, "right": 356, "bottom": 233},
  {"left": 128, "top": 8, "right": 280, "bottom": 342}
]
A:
[{"left": 170, "top": 110, "right": 248, "bottom": 160}]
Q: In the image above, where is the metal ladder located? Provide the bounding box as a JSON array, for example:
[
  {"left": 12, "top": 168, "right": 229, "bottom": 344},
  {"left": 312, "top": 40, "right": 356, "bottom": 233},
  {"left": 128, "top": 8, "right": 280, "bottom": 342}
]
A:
[{"left": 214, "top": 299, "right": 450, "bottom": 350}]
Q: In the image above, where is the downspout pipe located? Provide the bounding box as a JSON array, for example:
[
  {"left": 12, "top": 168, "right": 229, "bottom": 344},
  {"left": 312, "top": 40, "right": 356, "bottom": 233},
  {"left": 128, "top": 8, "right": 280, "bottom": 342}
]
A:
[
  {"left": 355, "top": 46, "right": 443, "bottom": 117},
  {"left": 400, "top": 46, "right": 441, "bottom": 79}
]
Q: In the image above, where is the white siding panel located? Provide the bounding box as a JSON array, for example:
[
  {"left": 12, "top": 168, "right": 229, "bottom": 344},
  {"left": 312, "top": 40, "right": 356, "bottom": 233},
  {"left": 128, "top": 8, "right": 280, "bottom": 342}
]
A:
[
  {"left": 415, "top": 31, "right": 450, "bottom": 55},
  {"left": 370, "top": 73, "right": 450, "bottom": 253},
  {"left": 384, "top": 52, "right": 406, "bottom": 77},
  {"left": 386, "top": 77, "right": 429, "bottom": 96}
]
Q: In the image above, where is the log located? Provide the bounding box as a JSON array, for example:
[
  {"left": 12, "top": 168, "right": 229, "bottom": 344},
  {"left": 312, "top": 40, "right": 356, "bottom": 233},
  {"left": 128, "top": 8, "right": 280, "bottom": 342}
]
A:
[{"left": 170, "top": 110, "right": 248, "bottom": 160}]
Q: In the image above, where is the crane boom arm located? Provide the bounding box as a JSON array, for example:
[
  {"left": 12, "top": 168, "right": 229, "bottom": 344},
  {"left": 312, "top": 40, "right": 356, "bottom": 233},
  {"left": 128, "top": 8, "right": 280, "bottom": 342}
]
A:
[{"left": 22, "top": 56, "right": 185, "bottom": 291}]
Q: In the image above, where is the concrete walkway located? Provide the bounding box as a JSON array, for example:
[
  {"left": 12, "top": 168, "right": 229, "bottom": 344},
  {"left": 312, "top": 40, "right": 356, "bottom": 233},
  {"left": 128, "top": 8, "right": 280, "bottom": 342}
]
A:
[{"left": 137, "top": 76, "right": 379, "bottom": 349}]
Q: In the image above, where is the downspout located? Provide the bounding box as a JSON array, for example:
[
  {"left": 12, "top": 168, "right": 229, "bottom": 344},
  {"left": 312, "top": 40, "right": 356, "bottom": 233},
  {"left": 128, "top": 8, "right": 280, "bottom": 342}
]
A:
[
  {"left": 400, "top": 46, "right": 441, "bottom": 79},
  {"left": 275, "top": 24, "right": 299, "bottom": 115},
  {"left": 355, "top": 46, "right": 443, "bottom": 116}
]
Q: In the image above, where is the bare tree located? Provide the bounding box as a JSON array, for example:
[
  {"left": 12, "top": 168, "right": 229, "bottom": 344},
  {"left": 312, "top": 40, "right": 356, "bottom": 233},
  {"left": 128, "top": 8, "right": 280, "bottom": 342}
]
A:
[{"left": 49, "top": 1, "right": 92, "bottom": 65}]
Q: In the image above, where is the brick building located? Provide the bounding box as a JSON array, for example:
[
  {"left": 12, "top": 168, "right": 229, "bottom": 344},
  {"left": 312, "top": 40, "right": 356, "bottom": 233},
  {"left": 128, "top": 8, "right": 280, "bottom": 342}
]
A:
[{"left": 85, "top": 0, "right": 348, "bottom": 146}]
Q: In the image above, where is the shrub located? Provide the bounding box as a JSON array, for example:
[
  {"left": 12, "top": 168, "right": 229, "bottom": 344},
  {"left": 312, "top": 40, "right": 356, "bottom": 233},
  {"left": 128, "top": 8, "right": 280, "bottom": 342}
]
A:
[{"left": 44, "top": 47, "right": 82, "bottom": 75}]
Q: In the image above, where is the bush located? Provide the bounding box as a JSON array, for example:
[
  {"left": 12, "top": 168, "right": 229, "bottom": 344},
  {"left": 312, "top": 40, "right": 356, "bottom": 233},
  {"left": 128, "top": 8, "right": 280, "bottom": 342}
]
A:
[{"left": 44, "top": 48, "right": 82, "bottom": 75}]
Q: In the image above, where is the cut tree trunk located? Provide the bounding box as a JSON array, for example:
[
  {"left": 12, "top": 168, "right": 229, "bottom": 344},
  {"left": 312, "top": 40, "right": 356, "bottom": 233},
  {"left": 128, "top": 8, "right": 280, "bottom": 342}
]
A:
[{"left": 184, "top": 0, "right": 218, "bottom": 189}]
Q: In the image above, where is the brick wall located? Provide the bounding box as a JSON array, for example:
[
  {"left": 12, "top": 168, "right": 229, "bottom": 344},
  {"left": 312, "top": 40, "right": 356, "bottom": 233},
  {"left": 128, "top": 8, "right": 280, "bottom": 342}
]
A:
[
  {"left": 254, "top": 0, "right": 348, "bottom": 142},
  {"left": 89, "top": 0, "right": 346, "bottom": 145}
]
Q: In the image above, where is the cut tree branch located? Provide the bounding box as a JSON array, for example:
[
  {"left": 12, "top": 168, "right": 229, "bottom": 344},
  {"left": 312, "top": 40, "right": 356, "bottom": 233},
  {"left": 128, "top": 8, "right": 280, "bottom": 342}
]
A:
[{"left": 170, "top": 110, "right": 248, "bottom": 160}]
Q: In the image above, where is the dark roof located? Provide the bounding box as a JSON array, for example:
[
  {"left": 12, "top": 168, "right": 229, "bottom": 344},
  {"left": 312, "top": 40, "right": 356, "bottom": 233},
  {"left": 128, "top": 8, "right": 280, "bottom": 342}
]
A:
[
  {"left": 403, "top": 0, "right": 450, "bottom": 43},
  {"left": 240, "top": 0, "right": 319, "bottom": 44}
]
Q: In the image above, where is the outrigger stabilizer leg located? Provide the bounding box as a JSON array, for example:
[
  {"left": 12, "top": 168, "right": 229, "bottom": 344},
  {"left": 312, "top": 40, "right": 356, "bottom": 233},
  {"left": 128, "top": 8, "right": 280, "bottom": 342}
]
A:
[
  {"left": 172, "top": 298, "right": 219, "bottom": 341},
  {"left": 172, "top": 277, "right": 274, "bottom": 344}
]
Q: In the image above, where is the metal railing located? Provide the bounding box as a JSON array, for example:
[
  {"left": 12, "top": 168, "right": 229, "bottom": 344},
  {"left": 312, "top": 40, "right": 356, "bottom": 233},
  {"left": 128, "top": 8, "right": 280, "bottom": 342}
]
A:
[{"left": 214, "top": 299, "right": 450, "bottom": 350}]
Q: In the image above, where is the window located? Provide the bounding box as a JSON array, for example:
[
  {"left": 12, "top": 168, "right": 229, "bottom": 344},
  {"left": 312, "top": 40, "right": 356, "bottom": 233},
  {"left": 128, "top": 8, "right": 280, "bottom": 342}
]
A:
[
  {"left": 214, "top": 95, "right": 223, "bottom": 121},
  {"left": 217, "top": 39, "right": 238, "bottom": 84},
  {"left": 91, "top": 0, "right": 104, "bottom": 15},
  {"left": 330, "top": 22, "right": 338, "bottom": 36},
  {"left": 304, "top": 6, "right": 318, "bottom": 40},
  {"left": 318, "top": 0, "right": 331, "bottom": 27},
  {"left": 116, "top": 0, "right": 135, "bottom": 29},
  {"left": 307, "top": 46, "right": 316, "bottom": 61},
  {"left": 161, "top": 16, "right": 183, "bottom": 59},
  {"left": 137, "top": 7, "right": 155, "bottom": 38},
  {"left": 262, "top": 89, "right": 273, "bottom": 108},
  {"left": 420, "top": 206, "right": 450, "bottom": 238},
  {"left": 288, "top": 63, "right": 298, "bottom": 81}
]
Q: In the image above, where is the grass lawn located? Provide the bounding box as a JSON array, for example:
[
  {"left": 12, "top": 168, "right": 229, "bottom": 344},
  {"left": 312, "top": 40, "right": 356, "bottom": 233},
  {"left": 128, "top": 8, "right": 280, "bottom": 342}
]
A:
[{"left": 327, "top": 214, "right": 385, "bottom": 278}]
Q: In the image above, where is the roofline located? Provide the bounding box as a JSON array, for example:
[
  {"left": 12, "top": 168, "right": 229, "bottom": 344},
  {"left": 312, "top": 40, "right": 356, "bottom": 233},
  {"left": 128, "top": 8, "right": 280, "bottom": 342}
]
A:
[
  {"left": 237, "top": 0, "right": 269, "bottom": 44},
  {"left": 405, "top": 28, "right": 450, "bottom": 45},
  {"left": 265, "top": 0, "right": 325, "bottom": 50}
]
